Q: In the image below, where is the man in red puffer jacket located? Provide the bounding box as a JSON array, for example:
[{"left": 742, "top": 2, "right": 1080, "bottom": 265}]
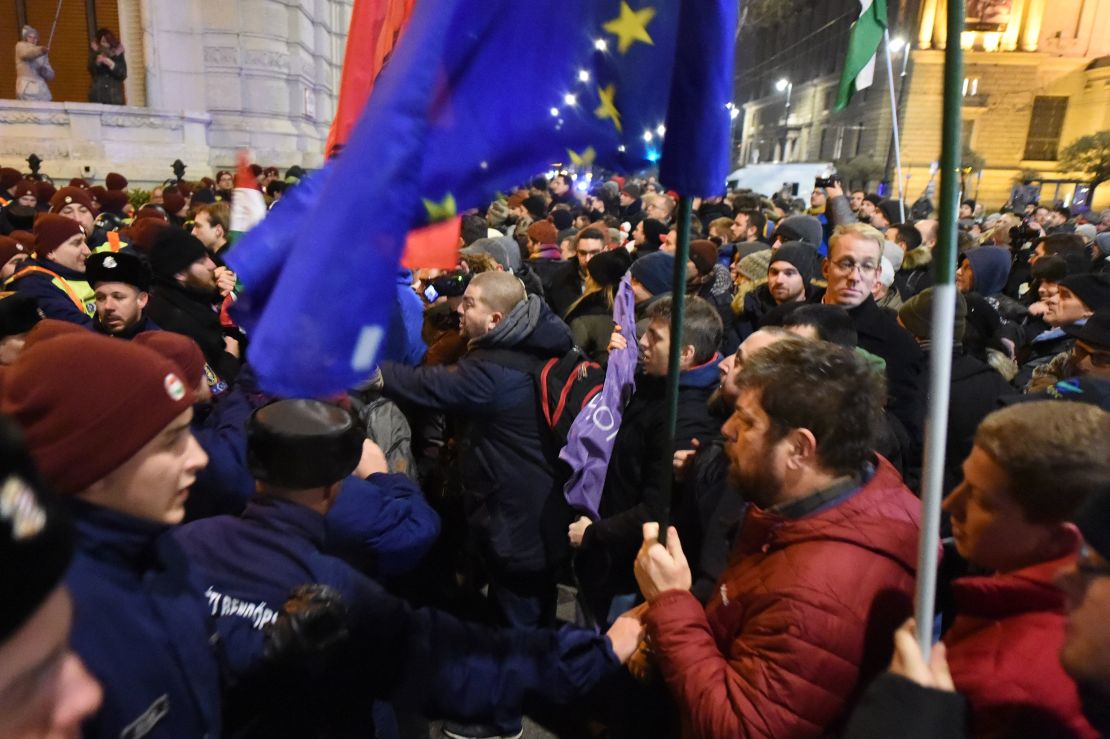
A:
[{"left": 634, "top": 340, "right": 924, "bottom": 738}]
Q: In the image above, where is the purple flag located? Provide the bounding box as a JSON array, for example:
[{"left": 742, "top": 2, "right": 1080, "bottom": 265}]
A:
[{"left": 560, "top": 274, "right": 638, "bottom": 519}]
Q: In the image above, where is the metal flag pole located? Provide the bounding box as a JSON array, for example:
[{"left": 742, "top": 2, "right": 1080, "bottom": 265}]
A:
[
  {"left": 883, "top": 29, "right": 906, "bottom": 222},
  {"left": 657, "top": 196, "right": 692, "bottom": 546},
  {"left": 914, "top": 0, "right": 964, "bottom": 658},
  {"left": 46, "top": 0, "right": 65, "bottom": 50}
]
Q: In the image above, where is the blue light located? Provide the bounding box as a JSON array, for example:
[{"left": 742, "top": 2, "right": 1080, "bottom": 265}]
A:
[{"left": 645, "top": 147, "right": 660, "bottom": 163}]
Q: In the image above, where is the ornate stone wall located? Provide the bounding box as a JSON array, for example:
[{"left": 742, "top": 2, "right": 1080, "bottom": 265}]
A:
[{"left": 0, "top": 0, "right": 352, "bottom": 184}]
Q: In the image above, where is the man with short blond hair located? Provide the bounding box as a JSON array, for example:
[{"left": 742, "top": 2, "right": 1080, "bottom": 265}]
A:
[
  {"left": 817, "top": 223, "right": 926, "bottom": 442},
  {"left": 644, "top": 193, "right": 676, "bottom": 224}
]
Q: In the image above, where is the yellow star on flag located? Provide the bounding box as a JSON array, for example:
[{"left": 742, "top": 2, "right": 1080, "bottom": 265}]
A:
[
  {"left": 602, "top": 2, "right": 656, "bottom": 54},
  {"left": 594, "top": 84, "right": 622, "bottom": 132},
  {"left": 567, "top": 146, "right": 597, "bottom": 168},
  {"left": 422, "top": 193, "right": 457, "bottom": 222}
]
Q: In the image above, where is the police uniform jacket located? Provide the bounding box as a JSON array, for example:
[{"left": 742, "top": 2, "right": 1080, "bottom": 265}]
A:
[
  {"left": 172, "top": 497, "right": 620, "bottom": 728},
  {"left": 66, "top": 500, "right": 222, "bottom": 739},
  {"left": 8, "top": 257, "right": 95, "bottom": 326}
]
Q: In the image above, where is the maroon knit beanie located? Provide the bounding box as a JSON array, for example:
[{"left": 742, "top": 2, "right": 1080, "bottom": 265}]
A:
[
  {"left": 12, "top": 180, "right": 36, "bottom": 200},
  {"left": 688, "top": 239, "right": 719, "bottom": 277},
  {"left": 67, "top": 178, "right": 89, "bottom": 189},
  {"left": 133, "top": 331, "right": 206, "bottom": 390},
  {"left": 122, "top": 219, "right": 168, "bottom": 255},
  {"left": 99, "top": 190, "right": 130, "bottom": 215},
  {"left": 35, "top": 181, "right": 56, "bottom": 203},
  {"left": 49, "top": 187, "right": 94, "bottom": 214},
  {"left": 105, "top": 172, "right": 128, "bottom": 191},
  {"left": 8, "top": 230, "right": 35, "bottom": 251},
  {"left": 0, "top": 235, "right": 28, "bottom": 266},
  {"left": 0, "top": 168, "right": 22, "bottom": 190},
  {"left": 32, "top": 214, "right": 84, "bottom": 258},
  {"left": 21, "top": 319, "right": 87, "bottom": 353},
  {"left": 1, "top": 333, "right": 193, "bottom": 495},
  {"left": 162, "top": 190, "right": 187, "bottom": 216},
  {"left": 88, "top": 186, "right": 107, "bottom": 204}
]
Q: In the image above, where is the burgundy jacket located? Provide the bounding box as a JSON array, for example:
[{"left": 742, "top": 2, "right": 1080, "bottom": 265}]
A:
[
  {"left": 644, "top": 456, "right": 922, "bottom": 738},
  {"left": 944, "top": 554, "right": 1099, "bottom": 739}
]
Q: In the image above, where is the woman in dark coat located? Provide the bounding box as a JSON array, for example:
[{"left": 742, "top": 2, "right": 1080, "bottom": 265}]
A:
[
  {"left": 564, "top": 248, "right": 632, "bottom": 365},
  {"left": 88, "top": 28, "right": 127, "bottom": 105}
]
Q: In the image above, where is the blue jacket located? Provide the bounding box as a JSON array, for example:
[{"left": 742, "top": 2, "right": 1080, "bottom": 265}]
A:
[
  {"left": 379, "top": 269, "right": 427, "bottom": 366},
  {"left": 379, "top": 299, "right": 575, "bottom": 574},
  {"left": 66, "top": 501, "right": 222, "bottom": 739},
  {"left": 324, "top": 472, "right": 441, "bottom": 578},
  {"left": 186, "top": 368, "right": 266, "bottom": 517},
  {"left": 171, "top": 497, "right": 620, "bottom": 727},
  {"left": 8, "top": 257, "right": 95, "bottom": 327}
]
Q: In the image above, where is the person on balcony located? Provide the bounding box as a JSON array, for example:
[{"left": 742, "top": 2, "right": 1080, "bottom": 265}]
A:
[
  {"left": 15, "top": 25, "right": 54, "bottom": 101},
  {"left": 88, "top": 28, "right": 126, "bottom": 105}
]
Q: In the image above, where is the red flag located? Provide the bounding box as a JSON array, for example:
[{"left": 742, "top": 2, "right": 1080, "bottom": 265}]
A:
[
  {"left": 325, "top": 0, "right": 417, "bottom": 156},
  {"left": 401, "top": 217, "right": 462, "bottom": 271}
]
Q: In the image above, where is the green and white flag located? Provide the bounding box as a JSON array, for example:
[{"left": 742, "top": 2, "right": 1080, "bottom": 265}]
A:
[{"left": 834, "top": 0, "right": 887, "bottom": 111}]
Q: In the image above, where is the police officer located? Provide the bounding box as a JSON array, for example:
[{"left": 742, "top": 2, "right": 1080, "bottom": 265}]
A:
[
  {"left": 172, "top": 398, "right": 640, "bottom": 737},
  {"left": 0, "top": 332, "right": 221, "bottom": 738},
  {"left": 7, "top": 214, "right": 94, "bottom": 326},
  {"left": 0, "top": 418, "right": 103, "bottom": 738},
  {"left": 85, "top": 251, "right": 156, "bottom": 338}
]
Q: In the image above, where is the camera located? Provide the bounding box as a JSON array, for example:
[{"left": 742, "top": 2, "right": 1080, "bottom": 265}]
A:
[{"left": 814, "top": 174, "right": 841, "bottom": 189}]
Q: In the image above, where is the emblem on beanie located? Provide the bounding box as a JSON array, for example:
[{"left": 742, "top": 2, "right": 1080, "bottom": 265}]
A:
[
  {"left": 0, "top": 475, "right": 46, "bottom": 540},
  {"left": 164, "top": 373, "right": 186, "bottom": 401},
  {"left": 64, "top": 196, "right": 73, "bottom": 204},
  {"left": 103, "top": 256, "right": 117, "bottom": 269}
]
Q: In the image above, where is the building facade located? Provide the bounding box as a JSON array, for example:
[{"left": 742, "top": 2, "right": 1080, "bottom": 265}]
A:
[
  {"left": 1, "top": 0, "right": 352, "bottom": 185},
  {"left": 735, "top": 0, "right": 1110, "bottom": 211}
]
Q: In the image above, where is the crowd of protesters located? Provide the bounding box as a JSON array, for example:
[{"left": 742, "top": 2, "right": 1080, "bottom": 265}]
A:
[{"left": 2, "top": 159, "right": 1110, "bottom": 739}]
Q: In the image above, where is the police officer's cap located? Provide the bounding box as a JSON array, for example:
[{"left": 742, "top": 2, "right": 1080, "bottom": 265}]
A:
[
  {"left": 85, "top": 251, "right": 152, "bottom": 292},
  {"left": 247, "top": 399, "right": 364, "bottom": 489}
]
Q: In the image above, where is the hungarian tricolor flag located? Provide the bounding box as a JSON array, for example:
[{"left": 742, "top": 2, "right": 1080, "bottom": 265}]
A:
[{"left": 835, "top": 0, "right": 887, "bottom": 111}]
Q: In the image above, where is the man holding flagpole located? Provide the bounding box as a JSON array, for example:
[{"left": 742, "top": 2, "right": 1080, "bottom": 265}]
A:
[{"left": 634, "top": 340, "right": 923, "bottom": 738}]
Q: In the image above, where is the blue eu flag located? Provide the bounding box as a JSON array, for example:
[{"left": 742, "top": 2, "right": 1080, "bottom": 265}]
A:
[{"left": 227, "top": 0, "right": 737, "bottom": 396}]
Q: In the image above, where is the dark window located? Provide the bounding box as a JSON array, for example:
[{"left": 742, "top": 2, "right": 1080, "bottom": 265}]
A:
[
  {"left": 1024, "top": 96, "right": 1068, "bottom": 161},
  {"left": 961, "top": 119, "right": 975, "bottom": 151}
]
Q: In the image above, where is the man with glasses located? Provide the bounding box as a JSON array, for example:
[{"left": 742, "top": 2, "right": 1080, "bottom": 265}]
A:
[
  {"left": 643, "top": 194, "right": 676, "bottom": 225},
  {"left": 817, "top": 223, "right": 926, "bottom": 443},
  {"left": 545, "top": 227, "right": 607, "bottom": 317}
]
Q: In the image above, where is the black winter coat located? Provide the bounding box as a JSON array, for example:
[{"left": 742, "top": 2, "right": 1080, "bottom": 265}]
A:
[
  {"left": 944, "top": 352, "right": 1012, "bottom": 493},
  {"left": 146, "top": 278, "right": 242, "bottom": 382},
  {"left": 380, "top": 301, "right": 575, "bottom": 574},
  {"left": 544, "top": 259, "right": 585, "bottom": 317},
  {"left": 577, "top": 363, "right": 721, "bottom": 610},
  {"left": 812, "top": 292, "right": 928, "bottom": 444}
]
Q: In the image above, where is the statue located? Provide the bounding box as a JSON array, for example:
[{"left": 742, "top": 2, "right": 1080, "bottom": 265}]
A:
[{"left": 15, "top": 25, "right": 54, "bottom": 101}]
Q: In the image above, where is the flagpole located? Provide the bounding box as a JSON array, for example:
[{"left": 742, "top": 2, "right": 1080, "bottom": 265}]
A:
[
  {"left": 657, "top": 196, "right": 692, "bottom": 546},
  {"left": 915, "top": 0, "right": 964, "bottom": 658},
  {"left": 883, "top": 30, "right": 906, "bottom": 222}
]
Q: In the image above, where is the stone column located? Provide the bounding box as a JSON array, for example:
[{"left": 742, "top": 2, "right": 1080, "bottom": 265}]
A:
[
  {"left": 918, "top": 0, "right": 939, "bottom": 50},
  {"left": 1022, "top": 0, "right": 1046, "bottom": 51},
  {"left": 1000, "top": 0, "right": 1026, "bottom": 52}
]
